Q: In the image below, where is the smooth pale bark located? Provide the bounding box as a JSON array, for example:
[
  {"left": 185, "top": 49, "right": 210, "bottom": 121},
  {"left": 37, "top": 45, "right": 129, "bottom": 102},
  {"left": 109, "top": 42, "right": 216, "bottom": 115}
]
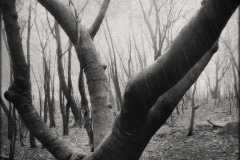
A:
[
  {"left": 0, "top": 1, "right": 85, "bottom": 160},
  {"left": 79, "top": 67, "right": 93, "bottom": 151},
  {"left": 38, "top": 0, "right": 113, "bottom": 148},
  {"left": 77, "top": 27, "right": 113, "bottom": 148},
  {"left": 89, "top": 0, "right": 110, "bottom": 38}
]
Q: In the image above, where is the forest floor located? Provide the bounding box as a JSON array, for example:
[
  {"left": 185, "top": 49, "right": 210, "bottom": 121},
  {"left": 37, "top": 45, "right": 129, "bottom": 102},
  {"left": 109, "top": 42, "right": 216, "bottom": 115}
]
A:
[{"left": 1, "top": 100, "right": 239, "bottom": 160}]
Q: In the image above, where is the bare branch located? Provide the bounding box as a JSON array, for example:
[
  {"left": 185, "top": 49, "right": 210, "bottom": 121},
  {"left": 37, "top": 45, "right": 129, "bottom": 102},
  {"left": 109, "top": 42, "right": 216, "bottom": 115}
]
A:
[
  {"left": 89, "top": 0, "right": 110, "bottom": 38},
  {"left": 37, "top": 0, "right": 78, "bottom": 44},
  {"left": 207, "top": 120, "right": 224, "bottom": 128}
]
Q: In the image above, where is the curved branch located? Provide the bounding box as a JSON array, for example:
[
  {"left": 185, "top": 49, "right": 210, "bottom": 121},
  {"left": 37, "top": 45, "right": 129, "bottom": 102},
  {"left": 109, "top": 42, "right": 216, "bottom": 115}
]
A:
[
  {"left": 89, "top": 0, "right": 110, "bottom": 38},
  {"left": 37, "top": 0, "right": 78, "bottom": 44}
]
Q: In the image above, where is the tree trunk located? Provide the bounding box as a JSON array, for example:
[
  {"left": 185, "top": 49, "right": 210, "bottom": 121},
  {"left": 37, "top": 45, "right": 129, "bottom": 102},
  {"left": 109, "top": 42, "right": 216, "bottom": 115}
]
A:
[
  {"left": 2, "top": 0, "right": 239, "bottom": 160},
  {"left": 38, "top": 0, "right": 114, "bottom": 148},
  {"left": 187, "top": 82, "right": 197, "bottom": 136},
  {"left": 26, "top": 3, "right": 37, "bottom": 147},
  {"left": 79, "top": 65, "right": 93, "bottom": 151},
  {"left": 54, "top": 22, "right": 82, "bottom": 127}
]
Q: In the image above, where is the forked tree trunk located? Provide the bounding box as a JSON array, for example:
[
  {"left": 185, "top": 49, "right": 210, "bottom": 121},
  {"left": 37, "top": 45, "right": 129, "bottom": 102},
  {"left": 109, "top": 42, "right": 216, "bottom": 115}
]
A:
[
  {"left": 38, "top": 0, "right": 113, "bottom": 148},
  {"left": 2, "top": 0, "right": 239, "bottom": 160}
]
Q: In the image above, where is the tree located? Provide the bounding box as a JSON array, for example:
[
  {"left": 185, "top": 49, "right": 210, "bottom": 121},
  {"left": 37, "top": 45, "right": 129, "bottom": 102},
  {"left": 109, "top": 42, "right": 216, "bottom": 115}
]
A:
[
  {"left": 26, "top": 2, "right": 37, "bottom": 148},
  {"left": 1, "top": 0, "right": 239, "bottom": 160},
  {"left": 54, "top": 21, "right": 82, "bottom": 132},
  {"left": 139, "top": 0, "right": 187, "bottom": 60},
  {"left": 187, "top": 82, "right": 203, "bottom": 136}
]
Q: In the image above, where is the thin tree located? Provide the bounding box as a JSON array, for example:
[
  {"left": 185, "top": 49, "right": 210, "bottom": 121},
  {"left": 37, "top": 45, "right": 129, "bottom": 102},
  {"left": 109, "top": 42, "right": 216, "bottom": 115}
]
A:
[
  {"left": 54, "top": 21, "right": 82, "bottom": 128},
  {"left": 205, "top": 53, "right": 230, "bottom": 99},
  {"left": 187, "top": 82, "right": 203, "bottom": 136},
  {"left": 26, "top": 2, "right": 37, "bottom": 148}
]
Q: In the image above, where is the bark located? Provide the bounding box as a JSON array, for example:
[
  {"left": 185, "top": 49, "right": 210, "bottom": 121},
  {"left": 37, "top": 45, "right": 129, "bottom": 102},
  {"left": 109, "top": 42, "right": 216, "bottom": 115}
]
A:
[
  {"left": 77, "top": 27, "right": 113, "bottom": 149},
  {"left": 0, "top": 1, "right": 85, "bottom": 160},
  {"left": 49, "top": 80, "right": 56, "bottom": 128},
  {"left": 38, "top": 0, "right": 113, "bottom": 148},
  {"left": 0, "top": 96, "right": 9, "bottom": 117},
  {"left": 79, "top": 67, "right": 93, "bottom": 151}
]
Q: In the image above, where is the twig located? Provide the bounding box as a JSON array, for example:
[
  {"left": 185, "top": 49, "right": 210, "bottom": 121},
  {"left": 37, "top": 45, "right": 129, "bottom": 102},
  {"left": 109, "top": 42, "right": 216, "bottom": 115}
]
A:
[{"left": 207, "top": 120, "right": 224, "bottom": 128}]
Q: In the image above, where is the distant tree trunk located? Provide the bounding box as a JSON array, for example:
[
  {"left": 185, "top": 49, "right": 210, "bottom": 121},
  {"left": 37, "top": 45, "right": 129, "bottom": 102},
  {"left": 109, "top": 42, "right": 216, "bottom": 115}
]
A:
[
  {"left": 26, "top": 3, "right": 37, "bottom": 148},
  {"left": 49, "top": 75, "right": 56, "bottom": 128},
  {"left": 187, "top": 82, "right": 197, "bottom": 136},
  {"left": 59, "top": 88, "right": 68, "bottom": 135},
  {"left": 43, "top": 83, "right": 48, "bottom": 123},
  {"left": 206, "top": 53, "right": 230, "bottom": 99},
  {"left": 103, "top": 20, "right": 122, "bottom": 111},
  {"left": 43, "top": 57, "right": 56, "bottom": 127},
  {"left": 31, "top": 68, "right": 43, "bottom": 117},
  {"left": 54, "top": 22, "right": 82, "bottom": 127},
  {"left": 9, "top": 107, "right": 17, "bottom": 160}
]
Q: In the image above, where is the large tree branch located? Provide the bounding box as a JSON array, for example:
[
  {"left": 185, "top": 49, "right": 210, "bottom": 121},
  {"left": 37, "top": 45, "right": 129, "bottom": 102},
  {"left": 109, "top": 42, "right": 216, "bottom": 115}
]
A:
[
  {"left": 37, "top": 0, "right": 78, "bottom": 44},
  {"left": 89, "top": 0, "right": 110, "bottom": 38}
]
